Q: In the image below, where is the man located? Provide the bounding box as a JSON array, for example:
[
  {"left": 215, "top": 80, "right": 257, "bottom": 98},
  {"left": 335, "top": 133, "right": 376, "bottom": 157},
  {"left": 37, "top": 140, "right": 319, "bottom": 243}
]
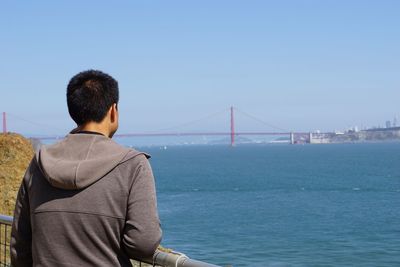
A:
[{"left": 11, "top": 70, "right": 162, "bottom": 266}]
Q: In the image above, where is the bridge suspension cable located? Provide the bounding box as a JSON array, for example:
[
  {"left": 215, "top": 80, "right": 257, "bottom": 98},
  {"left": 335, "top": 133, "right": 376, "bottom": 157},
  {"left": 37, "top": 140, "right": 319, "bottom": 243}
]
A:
[
  {"left": 6, "top": 112, "right": 65, "bottom": 134},
  {"left": 234, "top": 108, "right": 290, "bottom": 132},
  {"left": 154, "top": 107, "right": 230, "bottom": 133}
]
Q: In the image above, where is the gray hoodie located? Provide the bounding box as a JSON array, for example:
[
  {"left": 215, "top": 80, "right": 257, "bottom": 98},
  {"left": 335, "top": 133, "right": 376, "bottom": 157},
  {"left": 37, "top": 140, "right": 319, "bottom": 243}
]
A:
[{"left": 11, "top": 133, "right": 162, "bottom": 267}]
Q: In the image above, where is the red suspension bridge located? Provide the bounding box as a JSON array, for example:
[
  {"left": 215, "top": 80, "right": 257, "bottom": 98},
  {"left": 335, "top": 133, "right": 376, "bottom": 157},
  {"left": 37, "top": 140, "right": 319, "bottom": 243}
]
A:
[{"left": 2, "top": 107, "right": 321, "bottom": 146}]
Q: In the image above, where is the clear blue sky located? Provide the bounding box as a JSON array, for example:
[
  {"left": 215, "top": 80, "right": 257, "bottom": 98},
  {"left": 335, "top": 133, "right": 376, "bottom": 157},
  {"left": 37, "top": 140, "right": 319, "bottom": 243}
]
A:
[{"left": 1, "top": 1, "right": 399, "bottom": 135}]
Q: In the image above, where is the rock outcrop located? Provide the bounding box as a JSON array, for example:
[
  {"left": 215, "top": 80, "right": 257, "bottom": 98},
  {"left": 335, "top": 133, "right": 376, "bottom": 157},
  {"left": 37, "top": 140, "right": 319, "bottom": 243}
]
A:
[{"left": 0, "top": 133, "right": 34, "bottom": 215}]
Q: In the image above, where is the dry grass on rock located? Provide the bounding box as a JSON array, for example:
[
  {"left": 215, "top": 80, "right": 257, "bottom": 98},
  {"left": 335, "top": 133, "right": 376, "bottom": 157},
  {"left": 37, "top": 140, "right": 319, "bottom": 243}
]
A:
[{"left": 0, "top": 133, "right": 34, "bottom": 215}]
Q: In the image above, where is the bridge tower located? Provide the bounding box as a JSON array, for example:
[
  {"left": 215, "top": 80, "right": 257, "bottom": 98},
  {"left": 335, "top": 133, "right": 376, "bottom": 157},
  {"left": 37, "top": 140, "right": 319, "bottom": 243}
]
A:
[
  {"left": 2, "top": 112, "right": 7, "bottom": 134},
  {"left": 230, "top": 106, "right": 235, "bottom": 146}
]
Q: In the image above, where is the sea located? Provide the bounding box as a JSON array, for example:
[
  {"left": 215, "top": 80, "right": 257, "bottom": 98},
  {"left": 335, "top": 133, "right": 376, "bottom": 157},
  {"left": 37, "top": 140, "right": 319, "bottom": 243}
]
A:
[{"left": 139, "top": 143, "right": 400, "bottom": 267}]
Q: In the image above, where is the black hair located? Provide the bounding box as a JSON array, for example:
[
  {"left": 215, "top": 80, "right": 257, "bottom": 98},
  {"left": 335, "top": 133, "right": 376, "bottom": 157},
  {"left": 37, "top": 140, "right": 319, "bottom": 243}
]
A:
[{"left": 66, "top": 70, "right": 119, "bottom": 125}]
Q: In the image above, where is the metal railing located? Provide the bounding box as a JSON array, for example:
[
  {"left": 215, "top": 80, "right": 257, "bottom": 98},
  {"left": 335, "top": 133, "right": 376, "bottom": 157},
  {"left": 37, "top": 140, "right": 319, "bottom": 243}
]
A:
[
  {"left": 0, "top": 215, "right": 220, "bottom": 267},
  {"left": 0, "top": 215, "right": 12, "bottom": 267}
]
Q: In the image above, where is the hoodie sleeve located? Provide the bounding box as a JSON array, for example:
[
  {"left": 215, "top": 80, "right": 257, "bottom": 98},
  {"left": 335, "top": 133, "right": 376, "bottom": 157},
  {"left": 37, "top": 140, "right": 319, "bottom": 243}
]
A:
[
  {"left": 122, "top": 155, "right": 162, "bottom": 260},
  {"left": 10, "top": 160, "right": 34, "bottom": 267}
]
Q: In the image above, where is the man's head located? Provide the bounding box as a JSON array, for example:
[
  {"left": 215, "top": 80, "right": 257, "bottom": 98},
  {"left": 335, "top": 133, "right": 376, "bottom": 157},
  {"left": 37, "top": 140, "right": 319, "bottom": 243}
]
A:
[{"left": 67, "top": 70, "right": 119, "bottom": 137}]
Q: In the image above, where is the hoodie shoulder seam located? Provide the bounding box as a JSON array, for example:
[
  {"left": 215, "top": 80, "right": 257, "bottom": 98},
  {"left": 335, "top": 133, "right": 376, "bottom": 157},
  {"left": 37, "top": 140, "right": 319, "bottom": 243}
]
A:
[{"left": 74, "top": 136, "right": 97, "bottom": 189}]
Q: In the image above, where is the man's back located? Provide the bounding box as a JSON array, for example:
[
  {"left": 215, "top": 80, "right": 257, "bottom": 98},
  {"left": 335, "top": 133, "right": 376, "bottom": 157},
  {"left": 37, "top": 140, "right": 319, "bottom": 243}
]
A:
[{"left": 11, "top": 133, "right": 162, "bottom": 267}]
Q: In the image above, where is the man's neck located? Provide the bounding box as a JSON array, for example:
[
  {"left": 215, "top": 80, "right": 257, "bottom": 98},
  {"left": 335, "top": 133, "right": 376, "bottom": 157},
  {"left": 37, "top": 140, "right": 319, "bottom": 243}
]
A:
[
  {"left": 79, "top": 123, "right": 110, "bottom": 138},
  {"left": 75, "top": 130, "right": 105, "bottom": 136}
]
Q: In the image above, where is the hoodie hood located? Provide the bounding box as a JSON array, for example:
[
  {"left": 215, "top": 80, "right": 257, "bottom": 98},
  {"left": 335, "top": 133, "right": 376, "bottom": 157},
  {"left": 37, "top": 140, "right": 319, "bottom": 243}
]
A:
[{"left": 36, "top": 133, "right": 149, "bottom": 190}]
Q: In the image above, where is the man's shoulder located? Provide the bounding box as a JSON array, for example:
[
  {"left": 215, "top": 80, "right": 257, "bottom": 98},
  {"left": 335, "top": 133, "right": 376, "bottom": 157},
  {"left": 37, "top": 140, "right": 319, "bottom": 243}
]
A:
[{"left": 120, "top": 148, "right": 151, "bottom": 165}]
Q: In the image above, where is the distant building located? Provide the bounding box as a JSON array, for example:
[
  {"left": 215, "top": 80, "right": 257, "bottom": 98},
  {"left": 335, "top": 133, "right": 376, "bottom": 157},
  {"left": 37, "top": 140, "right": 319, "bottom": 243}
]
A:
[{"left": 386, "top": 120, "right": 392, "bottom": 128}]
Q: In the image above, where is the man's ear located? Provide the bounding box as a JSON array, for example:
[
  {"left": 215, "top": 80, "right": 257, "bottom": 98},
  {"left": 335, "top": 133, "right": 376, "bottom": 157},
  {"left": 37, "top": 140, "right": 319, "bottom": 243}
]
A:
[{"left": 110, "top": 103, "right": 118, "bottom": 123}]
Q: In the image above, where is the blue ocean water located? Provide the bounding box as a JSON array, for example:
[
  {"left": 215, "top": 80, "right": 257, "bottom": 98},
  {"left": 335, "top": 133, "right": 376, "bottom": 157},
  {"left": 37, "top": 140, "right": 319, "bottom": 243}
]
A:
[{"left": 144, "top": 143, "right": 400, "bottom": 267}]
